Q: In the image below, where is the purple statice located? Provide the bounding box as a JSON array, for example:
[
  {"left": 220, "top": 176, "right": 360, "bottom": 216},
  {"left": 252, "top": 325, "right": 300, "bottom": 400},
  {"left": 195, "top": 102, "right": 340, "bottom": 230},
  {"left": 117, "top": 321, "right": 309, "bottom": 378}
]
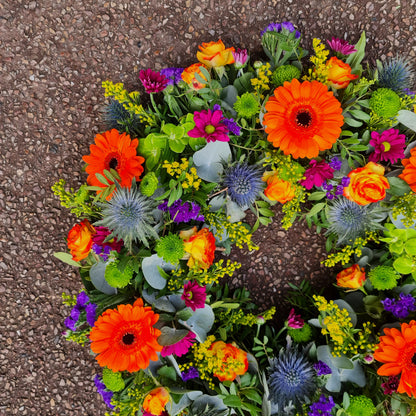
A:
[
  {"left": 261, "top": 21, "right": 301, "bottom": 38},
  {"left": 139, "top": 69, "right": 168, "bottom": 93},
  {"left": 308, "top": 394, "right": 335, "bottom": 416},
  {"left": 92, "top": 243, "right": 112, "bottom": 261},
  {"left": 327, "top": 37, "right": 357, "bottom": 55},
  {"left": 181, "top": 366, "right": 200, "bottom": 382},
  {"left": 94, "top": 375, "right": 115, "bottom": 409},
  {"left": 232, "top": 48, "right": 249, "bottom": 69},
  {"left": 160, "top": 67, "right": 184, "bottom": 86},
  {"left": 329, "top": 156, "right": 342, "bottom": 171},
  {"left": 64, "top": 291, "right": 97, "bottom": 331},
  {"left": 222, "top": 117, "right": 241, "bottom": 136},
  {"left": 322, "top": 182, "right": 335, "bottom": 200},
  {"left": 403, "top": 88, "right": 416, "bottom": 97},
  {"left": 313, "top": 361, "right": 332, "bottom": 376},
  {"left": 381, "top": 293, "right": 416, "bottom": 319},
  {"left": 158, "top": 199, "right": 204, "bottom": 223}
]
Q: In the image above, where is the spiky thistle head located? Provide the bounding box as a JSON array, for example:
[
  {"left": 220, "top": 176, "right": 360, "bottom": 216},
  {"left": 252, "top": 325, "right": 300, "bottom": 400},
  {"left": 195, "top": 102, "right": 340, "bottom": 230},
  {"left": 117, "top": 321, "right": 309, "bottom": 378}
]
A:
[
  {"left": 101, "top": 99, "right": 141, "bottom": 135},
  {"left": 267, "top": 342, "right": 316, "bottom": 414},
  {"left": 95, "top": 182, "right": 158, "bottom": 250},
  {"left": 378, "top": 56, "right": 415, "bottom": 93},
  {"left": 222, "top": 162, "right": 264, "bottom": 207},
  {"left": 326, "top": 197, "right": 386, "bottom": 244}
]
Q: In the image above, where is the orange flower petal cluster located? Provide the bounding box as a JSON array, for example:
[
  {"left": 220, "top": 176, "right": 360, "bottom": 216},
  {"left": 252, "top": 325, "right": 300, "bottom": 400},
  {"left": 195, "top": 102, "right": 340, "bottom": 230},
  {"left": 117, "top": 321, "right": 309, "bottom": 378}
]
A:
[
  {"left": 374, "top": 320, "right": 416, "bottom": 397},
  {"left": 336, "top": 264, "right": 366, "bottom": 289},
  {"left": 263, "top": 174, "right": 295, "bottom": 203},
  {"left": 196, "top": 40, "right": 235, "bottom": 68},
  {"left": 181, "top": 63, "right": 208, "bottom": 90},
  {"left": 263, "top": 79, "right": 344, "bottom": 159},
  {"left": 343, "top": 161, "right": 390, "bottom": 205},
  {"left": 90, "top": 298, "right": 162, "bottom": 372},
  {"left": 67, "top": 219, "right": 95, "bottom": 261},
  {"left": 180, "top": 227, "right": 216, "bottom": 270},
  {"left": 326, "top": 57, "right": 359, "bottom": 89},
  {"left": 143, "top": 387, "right": 170, "bottom": 416},
  {"left": 399, "top": 147, "right": 416, "bottom": 192},
  {"left": 210, "top": 341, "right": 248, "bottom": 382},
  {"left": 83, "top": 129, "right": 145, "bottom": 198}
]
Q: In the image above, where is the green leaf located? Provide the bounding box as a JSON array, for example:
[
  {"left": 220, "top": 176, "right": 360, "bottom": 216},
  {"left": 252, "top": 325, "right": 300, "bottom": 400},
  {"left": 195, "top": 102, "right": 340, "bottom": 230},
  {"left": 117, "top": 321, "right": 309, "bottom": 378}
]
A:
[
  {"left": 95, "top": 173, "right": 110, "bottom": 186},
  {"left": 223, "top": 395, "right": 242, "bottom": 408},
  {"left": 308, "top": 191, "right": 326, "bottom": 201},
  {"left": 157, "top": 365, "right": 177, "bottom": 381},
  {"left": 242, "top": 389, "right": 262, "bottom": 405},
  {"left": 343, "top": 117, "right": 363, "bottom": 127},
  {"left": 138, "top": 133, "right": 167, "bottom": 170},
  {"left": 306, "top": 202, "right": 326, "bottom": 218},
  {"left": 349, "top": 109, "right": 370, "bottom": 121},
  {"left": 53, "top": 252, "right": 80, "bottom": 268},
  {"left": 387, "top": 176, "right": 412, "bottom": 196},
  {"left": 348, "top": 144, "right": 369, "bottom": 151},
  {"left": 234, "top": 72, "right": 254, "bottom": 94},
  {"left": 397, "top": 109, "right": 416, "bottom": 132},
  {"left": 162, "top": 123, "right": 188, "bottom": 153},
  {"left": 393, "top": 256, "right": 415, "bottom": 275},
  {"left": 346, "top": 31, "right": 366, "bottom": 73},
  {"left": 405, "top": 239, "right": 416, "bottom": 255}
]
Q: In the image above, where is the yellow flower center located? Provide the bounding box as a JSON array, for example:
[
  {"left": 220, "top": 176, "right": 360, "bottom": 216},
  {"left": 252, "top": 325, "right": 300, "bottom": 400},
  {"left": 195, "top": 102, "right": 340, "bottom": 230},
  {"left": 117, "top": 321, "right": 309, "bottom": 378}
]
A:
[
  {"left": 382, "top": 141, "right": 391, "bottom": 152},
  {"left": 205, "top": 124, "right": 216, "bottom": 134}
]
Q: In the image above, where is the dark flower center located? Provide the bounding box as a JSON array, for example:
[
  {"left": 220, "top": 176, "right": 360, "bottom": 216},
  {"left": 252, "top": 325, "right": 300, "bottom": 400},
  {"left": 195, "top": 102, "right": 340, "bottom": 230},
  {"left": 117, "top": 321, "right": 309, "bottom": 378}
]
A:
[
  {"left": 295, "top": 110, "right": 313, "bottom": 128},
  {"left": 411, "top": 352, "right": 416, "bottom": 365},
  {"left": 109, "top": 157, "right": 118, "bottom": 169},
  {"left": 122, "top": 333, "right": 136, "bottom": 345}
]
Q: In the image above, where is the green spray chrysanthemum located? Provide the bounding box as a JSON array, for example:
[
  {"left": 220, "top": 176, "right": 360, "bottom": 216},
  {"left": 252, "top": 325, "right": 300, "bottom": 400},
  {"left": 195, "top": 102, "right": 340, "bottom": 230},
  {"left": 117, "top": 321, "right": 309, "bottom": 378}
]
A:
[
  {"left": 271, "top": 65, "right": 301, "bottom": 87},
  {"left": 368, "top": 265, "right": 400, "bottom": 290},
  {"left": 287, "top": 323, "right": 313, "bottom": 343},
  {"left": 102, "top": 368, "right": 125, "bottom": 392},
  {"left": 233, "top": 92, "right": 260, "bottom": 118},
  {"left": 140, "top": 172, "right": 159, "bottom": 197},
  {"left": 369, "top": 88, "right": 401, "bottom": 118},
  {"left": 346, "top": 395, "right": 376, "bottom": 416},
  {"left": 105, "top": 261, "right": 134, "bottom": 288},
  {"left": 155, "top": 234, "right": 185, "bottom": 265},
  {"left": 377, "top": 56, "right": 414, "bottom": 92},
  {"left": 95, "top": 182, "right": 158, "bottom": 250}
]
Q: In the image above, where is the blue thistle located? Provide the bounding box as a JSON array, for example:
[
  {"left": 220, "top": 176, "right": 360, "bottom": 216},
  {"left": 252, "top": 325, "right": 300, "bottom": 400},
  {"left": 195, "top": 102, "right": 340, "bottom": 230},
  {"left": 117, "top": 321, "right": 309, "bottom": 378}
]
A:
[
  {"left": 222, "top": 163, "right": 264, "bottom": 207},
  {"left": 95, "top": 182, "right": 158, "bottom": 250},
  {"left": 267, "top": 342, "right": 316, "bottom": 415},
  {"left": 377, "top": 56, "right": 414, "bottom": 93},
  {"left": 326, "top": 197, "right": 386, "bottom": 244},
  {"left": 102, "top": 99, "right": 141, "bottom": 135}
]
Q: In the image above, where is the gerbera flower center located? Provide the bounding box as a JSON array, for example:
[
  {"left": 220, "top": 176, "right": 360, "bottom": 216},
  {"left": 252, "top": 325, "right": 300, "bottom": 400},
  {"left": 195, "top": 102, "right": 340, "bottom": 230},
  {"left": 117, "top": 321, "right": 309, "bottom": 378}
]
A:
[
  {"left": 412, "top": 352, "right": 416, "bottom": 365},
  {"left": 205, "top": 124, "right": 216, "bottom": 134},
  {"left": 295, "top": 109, "right": 313, "bottom": 128},
  {"left": 381, "top": 141, "right": 391, "bottom": 152},
  {"left": 122, "top": 332, "right": 136, "bottom": 346},
  {"left": 104, "top": 152, "right": 121, "bottom": 171}
]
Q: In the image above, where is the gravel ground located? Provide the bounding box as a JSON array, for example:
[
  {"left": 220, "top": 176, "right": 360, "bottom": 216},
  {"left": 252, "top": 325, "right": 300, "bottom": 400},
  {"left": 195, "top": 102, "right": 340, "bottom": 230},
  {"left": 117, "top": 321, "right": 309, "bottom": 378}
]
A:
[{"left": 1, "top": 0, "right": 415, "bottom": 414}]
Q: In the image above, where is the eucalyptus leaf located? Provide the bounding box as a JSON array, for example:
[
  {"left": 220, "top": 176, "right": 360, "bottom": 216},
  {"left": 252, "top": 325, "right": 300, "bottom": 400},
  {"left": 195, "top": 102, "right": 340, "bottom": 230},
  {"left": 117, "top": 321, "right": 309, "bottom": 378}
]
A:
[
  {"left": 89, "top": 262, "right": 117, "bottom": 295},
  {"left": 158, "top": 327, "right": 189, "bottom": 346},
  {"left": 397, "top": 109, "right": 416, "bottom": 132},
  {"left": 226, "top": 197, "right": 247, "bottom": 223},
  {"left": 142, "top": 254, "right": 177, "bottom": 290},
  {"left": 179, "top": 305, "right": 215, "bottom": 342}
]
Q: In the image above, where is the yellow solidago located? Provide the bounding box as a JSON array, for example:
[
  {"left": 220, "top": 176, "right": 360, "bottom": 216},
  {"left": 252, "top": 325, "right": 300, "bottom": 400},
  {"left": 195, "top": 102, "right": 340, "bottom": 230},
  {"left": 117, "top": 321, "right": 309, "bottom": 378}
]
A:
[
  {"left": 251, "top": 62, "right": 272, "bottom": 99},
  {"left": 391, "top": 192, "right": 416, "bottom": 227},
  {"left": 303, "top": 38, "right": 329, "bottom": 83},
  {"left": 216, "top": 306, "right": 276, "bottom": 329},
  {"left": 163, "top": 158, "right": 201, "bottom": 191}
]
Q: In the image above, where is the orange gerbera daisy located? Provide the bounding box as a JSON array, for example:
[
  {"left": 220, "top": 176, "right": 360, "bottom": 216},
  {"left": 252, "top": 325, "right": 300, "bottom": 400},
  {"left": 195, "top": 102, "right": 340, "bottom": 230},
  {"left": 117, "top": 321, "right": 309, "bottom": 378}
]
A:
[
  {"left": 83, "top": 128, "right": 145, "bottom": 196},
  {"left": 263, "top": 78, "right": 344, "bottom": 159},
  {"left": 374, "top": 320, "right": 416, "bottom": 397},
  {"left": 89, "top": 298, "right": 162, "bottom": 372},
  {"left": 399, "top": 147, "right": 416, "bottom": 192}
]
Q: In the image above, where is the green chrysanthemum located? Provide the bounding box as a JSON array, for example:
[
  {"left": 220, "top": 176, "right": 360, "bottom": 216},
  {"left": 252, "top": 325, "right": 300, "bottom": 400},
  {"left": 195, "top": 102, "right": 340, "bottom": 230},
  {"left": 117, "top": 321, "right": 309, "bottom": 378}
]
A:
[
  {"left": 271, "top": 65, "right": 301, "bottom": 87},
  {"left": 155, "top": 234, "right": 185, "bottom": 265},
  {"left": 140, "top": 172, "right": 159, "bottom": 197},
  {"left": 368, "top": 265, "right": 400, "bottom": 290},
  {"left": 233, "top": 92, "right": 260, "bottom": 118},
  {"left": 105, "top": 261, "right": 134, "bottom": 288},
  {"left": 346, "top": 395, "right": 376, "bottom": 416},
  {"left": 287, "top": 323, "right": 313, "bottom": 343},
  {"left": 369, "top": 88, "right": 401, "bottom": 118},
  {"left": 102, "top": 368, "right": 125, "bottom": 392}
]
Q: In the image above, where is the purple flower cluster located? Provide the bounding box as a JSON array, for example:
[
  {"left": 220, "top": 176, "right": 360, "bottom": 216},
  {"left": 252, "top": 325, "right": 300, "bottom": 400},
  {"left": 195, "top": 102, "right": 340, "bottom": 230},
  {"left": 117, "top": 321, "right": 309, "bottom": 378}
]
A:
[
  {"left": 94, "top": 375, "right": 115, "bottom": 409},
  {"left": 313, "top": 360, "right": 332, "bottom": 376},
  {"left": 212, "top": 104, "right": 241, "bottom": 136},
  {"left": 308, "top": 394, "right": 335, "bottom": 416},
  {"left": 181, "top": 366, "right": 199, "bottom": 382},
  {"left": 92, "top": 244, "right": 112, "bottom": 261},
  {"left": 381, "top": 293, "right": 416, "bottom": 319},
  {"left": 158, "top": 199, "right": 204, "bottom": 223},
  {"left": 160, "top": 67, "right": 184, "bottom": 86},
  {"left": 64, "top": 291, "right": 97, "bottom": 331},
  {"left": 322, "top": 177, "right": 350, "bottom": 200},
  {"left": 329, "top": 156, "right": 342, "bottom": 171},
  {"left": 261, "top": 21, "right": 301, "bottom": 38}
]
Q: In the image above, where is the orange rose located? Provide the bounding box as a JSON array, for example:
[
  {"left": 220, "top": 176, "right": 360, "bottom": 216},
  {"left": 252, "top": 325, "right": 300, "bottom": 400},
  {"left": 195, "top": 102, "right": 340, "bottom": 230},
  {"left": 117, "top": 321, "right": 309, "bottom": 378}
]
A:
[
  {"left": 209, "top": 341, "right": 248, "bottom": 382},
  {"left": 196, "top": 40, "right": 235, "bottom": 68},
  {"left": 181, "top": 63, "right": 208, "bottom": 90},
  {"left": 263, "top": 174, "right": 295, "bottom": 203},
  {"left": 399, "top": 147, "right": 416, "bottom": 192},
  {"left": 67, "top": 219, "right": 95, "bottom": 261},
  {"left": 142, "top": 387, "right": 169, "bottom": 416},
  {"left": 180, "top": 227, "right": 216, "bottom": 270},
  {"left": 336, "top": 264, "right": 366, "bottom": 289},
  {"left": 343, "top": 162, "right": 389, "bottom": 205},
  {"left": 326, "top": 56, "right": 358, "bottom": 89}
]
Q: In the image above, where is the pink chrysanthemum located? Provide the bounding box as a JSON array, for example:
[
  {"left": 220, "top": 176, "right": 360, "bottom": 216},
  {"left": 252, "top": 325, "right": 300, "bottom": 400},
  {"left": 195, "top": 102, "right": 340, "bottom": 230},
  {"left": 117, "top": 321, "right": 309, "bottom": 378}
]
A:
[
  {"left": 369, "top": 128, "right": 406, "bottom": 164},
  {"left": 181, "top": 281, "right": 207, "bottom": 311},
  {"left": 160, "top": 331, "right": 196, "bottom": 357},
  {"left": 139, "top": 69, "right": 168, "bottom": 93},
  {"left": 92, "top": 226, "right": 123, "bottom": 252},
  {"left": 287, "top": 308, "right": 304, "bottom": 329},
  {"left": 327, "top": 37, "right": 357, "bottom": 55},
  {"left": 188, "top": 108, "right": 230, "bottom": 142},
  {"left": 300, "top": 160, "right": 334, "bottom": 190},
  {"left": 232, "top": 48, "right": 249, "bottom": 69}
]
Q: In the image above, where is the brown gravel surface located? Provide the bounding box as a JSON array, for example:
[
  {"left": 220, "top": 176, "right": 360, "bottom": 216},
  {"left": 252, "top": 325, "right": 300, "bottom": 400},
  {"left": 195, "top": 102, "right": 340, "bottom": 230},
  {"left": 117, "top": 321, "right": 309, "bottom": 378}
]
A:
[{"left": 1, "top": 0, "right": 416, "bottom": 414}]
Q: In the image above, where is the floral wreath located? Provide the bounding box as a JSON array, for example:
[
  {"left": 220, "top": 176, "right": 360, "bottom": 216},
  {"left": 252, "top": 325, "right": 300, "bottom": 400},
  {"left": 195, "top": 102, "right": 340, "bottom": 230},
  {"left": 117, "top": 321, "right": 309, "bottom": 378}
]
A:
[{"left": 54, "top": 21, "right": 416, "bottom": 416}]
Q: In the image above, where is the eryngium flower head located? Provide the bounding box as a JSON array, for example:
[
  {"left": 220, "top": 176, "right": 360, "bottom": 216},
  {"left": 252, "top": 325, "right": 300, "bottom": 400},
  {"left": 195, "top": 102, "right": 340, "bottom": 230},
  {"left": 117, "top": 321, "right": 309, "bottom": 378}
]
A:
[
  {"left": 326, "top": 197, "right": 386, "bottom": 244},
  {"left": 95, "top": 182, "right": 158, "bottom": 250},
  {"left": 101, "top": 100, "right": 141, "bottom": 135},
  {"left": 267, "top": 343, "right": 316, "bottom": 414},
  {"left": 223, "top": 162, "right": 264, "bottom": 207},
  {"left": 378, "top": 56, "right": 415, "bottom": 93}
]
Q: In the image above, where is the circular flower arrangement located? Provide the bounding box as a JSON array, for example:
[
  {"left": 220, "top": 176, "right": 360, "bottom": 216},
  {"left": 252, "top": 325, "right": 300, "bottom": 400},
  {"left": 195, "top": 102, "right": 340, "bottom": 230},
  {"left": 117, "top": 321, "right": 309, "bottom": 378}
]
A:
[{"left": 54, "top": 22, "right": 416, "bottom": 416}]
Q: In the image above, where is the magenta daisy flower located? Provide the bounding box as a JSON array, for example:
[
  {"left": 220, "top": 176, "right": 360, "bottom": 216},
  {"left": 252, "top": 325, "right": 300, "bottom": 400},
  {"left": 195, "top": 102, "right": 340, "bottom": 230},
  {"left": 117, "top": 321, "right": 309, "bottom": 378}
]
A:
[
  {"left": 188, "top": 108, "right": 230, "bottom": 142},
  {"left": 327, "top": 37, "right": 357, "bottom": 55},
  {"left": 300, "top": 160, "right": 334, "bottom": 190},
  {"left": 139, "top": 68, "right": 168, "bottom": 93},
  {"left": 181, "top": 281, "right": 207, "bottom": 311},
  {"left": 368, "top": 128, "right": 406, "bottom": 164},
  {"left": 160, "top": 331, "right": 196, "bottom": 357}
]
